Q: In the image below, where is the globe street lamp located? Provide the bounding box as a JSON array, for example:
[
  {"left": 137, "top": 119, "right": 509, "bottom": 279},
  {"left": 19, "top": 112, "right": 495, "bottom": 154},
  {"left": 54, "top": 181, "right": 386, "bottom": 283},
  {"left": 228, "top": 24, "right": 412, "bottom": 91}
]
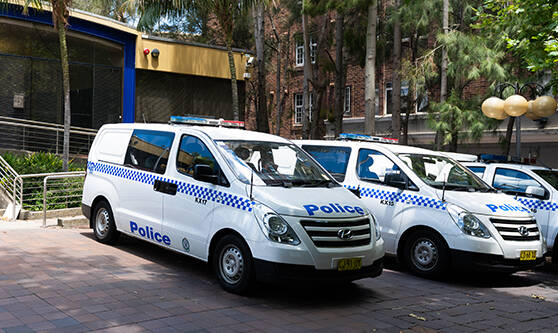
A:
[{"left": 481, "top": 83, "right": 557, "bottom": 160}]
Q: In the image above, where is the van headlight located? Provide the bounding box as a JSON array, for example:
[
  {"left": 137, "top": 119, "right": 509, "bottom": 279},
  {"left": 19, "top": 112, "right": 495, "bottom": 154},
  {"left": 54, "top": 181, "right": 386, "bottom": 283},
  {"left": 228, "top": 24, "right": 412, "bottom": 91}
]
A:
[
  {"left": 253, "top": 203, "right": 300, "bottom": 245},
  {"left": 370, "top": 214, "right": 382, "bottom": 240},
  {"left": 447, "top": 204, "right": 491, "bottom": 239}
]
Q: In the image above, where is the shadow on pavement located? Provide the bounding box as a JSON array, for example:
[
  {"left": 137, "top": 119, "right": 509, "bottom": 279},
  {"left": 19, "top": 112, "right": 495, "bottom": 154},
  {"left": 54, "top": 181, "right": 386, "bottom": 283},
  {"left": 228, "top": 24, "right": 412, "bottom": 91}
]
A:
[
  {"left": 383, "top": 255, "right": 544, "bottom": 289},
  {"left": 79, "top": 231, "right": 380, "bottom": 306}
]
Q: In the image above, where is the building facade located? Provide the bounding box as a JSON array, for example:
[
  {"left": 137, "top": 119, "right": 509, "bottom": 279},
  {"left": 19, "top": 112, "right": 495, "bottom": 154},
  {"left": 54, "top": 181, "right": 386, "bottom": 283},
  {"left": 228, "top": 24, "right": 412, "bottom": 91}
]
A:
[
  {"left": 245, "top": 4, "right": 558, "bottom": 166},
  {"left": 0, "top": 3, "right": 249, "bottom": 130}
]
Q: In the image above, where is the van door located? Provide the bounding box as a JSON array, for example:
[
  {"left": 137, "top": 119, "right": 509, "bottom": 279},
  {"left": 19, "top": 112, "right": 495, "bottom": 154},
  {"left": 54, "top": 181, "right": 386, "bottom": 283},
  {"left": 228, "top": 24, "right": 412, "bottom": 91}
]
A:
[
  {"left": 119, "top": 129, "right": 175, "bottom": 241},
  {"left": 490, "top": 167, "right": 551, "bottom": 241},
  {"left": 346, "top": 148, "right": 414, "bottom": 253},
  {"left": 163, "top": 134, "right": 226, "bottom": 258}
]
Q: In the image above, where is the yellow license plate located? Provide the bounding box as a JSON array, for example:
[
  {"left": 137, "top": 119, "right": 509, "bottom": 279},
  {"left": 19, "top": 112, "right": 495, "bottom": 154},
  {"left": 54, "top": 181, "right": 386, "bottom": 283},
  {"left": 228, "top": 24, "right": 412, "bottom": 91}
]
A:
[
  {"left": 520, "top": 250, "right": 537, "bottom": 261},
  {"left": 337, "top": 258, "right": 362, "bottom": 271}
]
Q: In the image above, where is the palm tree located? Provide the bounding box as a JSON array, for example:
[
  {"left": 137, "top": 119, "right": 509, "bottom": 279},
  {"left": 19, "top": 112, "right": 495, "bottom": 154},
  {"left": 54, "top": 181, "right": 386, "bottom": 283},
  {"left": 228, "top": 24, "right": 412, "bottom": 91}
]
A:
[
  {"left": 1, "top": 0, "right": 73, "bottom": 170},
  {"left": 134, "top": 0, "right": 255, "bottom": 121}
]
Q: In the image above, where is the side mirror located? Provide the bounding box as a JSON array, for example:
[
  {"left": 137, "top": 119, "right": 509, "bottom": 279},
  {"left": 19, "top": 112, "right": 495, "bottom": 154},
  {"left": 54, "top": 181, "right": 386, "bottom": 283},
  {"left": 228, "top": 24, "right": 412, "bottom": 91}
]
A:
[
  {"left": 194, "top": 164, "right": 219, "bottom": 184},
  {"left": 525, "top": 185, "right": 546, "bottom": 199},
  {"left": 384, "top": 171, "right": 407, "bottom": 189}
]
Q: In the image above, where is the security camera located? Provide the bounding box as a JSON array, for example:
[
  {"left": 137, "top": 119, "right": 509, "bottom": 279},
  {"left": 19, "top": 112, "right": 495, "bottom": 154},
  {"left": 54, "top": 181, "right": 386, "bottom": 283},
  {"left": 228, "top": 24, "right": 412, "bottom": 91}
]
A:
[{"left": 246, "top": 55, "right": 255, "bottom": 68}]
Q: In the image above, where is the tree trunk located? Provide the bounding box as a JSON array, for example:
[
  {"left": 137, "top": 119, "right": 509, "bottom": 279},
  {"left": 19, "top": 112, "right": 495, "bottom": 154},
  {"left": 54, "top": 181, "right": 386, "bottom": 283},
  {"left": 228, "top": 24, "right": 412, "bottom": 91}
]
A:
[
  {"left": 253, "top": 2, "right": 269, "bottom": 133},
  {"left": 503, "top": 116, "right": 515, "bottom": 156},
  {"left": 274, "top": 35, "right": 282, "bottom": 136},
  {"left": 333, "top": 11, "right": 345, "bottom": 139},
  {"left": 57, "top": 16, "right": 71, "bottom": 171},
  {"left": 301, "top": 2, "right": 313, "bottom": 139},
  {"left": 436, "top": 0, "right": 449, "bottom": 150},
  {"left": 364, "top": 0, "right": 377, "bottom": 135},
  {"left": 391, "top": 0, "right": 401, "bottom": 141},
  {"left": 226, "top": 43, "right": 240, "bottom": 121}
]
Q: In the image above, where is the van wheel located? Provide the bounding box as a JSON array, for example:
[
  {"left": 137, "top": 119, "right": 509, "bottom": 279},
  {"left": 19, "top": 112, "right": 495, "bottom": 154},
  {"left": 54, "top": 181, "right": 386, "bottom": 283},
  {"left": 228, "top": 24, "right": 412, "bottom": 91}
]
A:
[
  {"left": 213, "top": 235, "right": 254, "bottom": 294},
  {"left": 404, "top": 230, "right": 449, "bottom": 278},
  {"left": 93, "top": 201, "right": 119, "bottom": 244}
]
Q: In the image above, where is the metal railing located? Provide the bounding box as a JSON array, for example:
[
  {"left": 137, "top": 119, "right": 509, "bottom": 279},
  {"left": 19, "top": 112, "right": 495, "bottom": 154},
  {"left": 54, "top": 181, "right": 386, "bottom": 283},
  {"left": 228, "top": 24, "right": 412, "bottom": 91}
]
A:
[
  {"left": 12, "top": 171, "right": 85, "bottom": 220},
  {"left": 0, "top": 155, "right": 19, "bottom": 202},
  {"left": 43, "top": 173, "right": 86, "bottom": 227},
  {"left": 0, "top": 116, "right": 97, "bottom": 156}
]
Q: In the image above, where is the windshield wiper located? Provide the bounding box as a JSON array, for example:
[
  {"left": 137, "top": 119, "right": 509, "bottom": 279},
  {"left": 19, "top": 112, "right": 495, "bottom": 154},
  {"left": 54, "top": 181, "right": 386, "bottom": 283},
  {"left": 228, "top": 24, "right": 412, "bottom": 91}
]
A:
[{"left": 266, "top": 179, "right": 292, "bottom": 188}]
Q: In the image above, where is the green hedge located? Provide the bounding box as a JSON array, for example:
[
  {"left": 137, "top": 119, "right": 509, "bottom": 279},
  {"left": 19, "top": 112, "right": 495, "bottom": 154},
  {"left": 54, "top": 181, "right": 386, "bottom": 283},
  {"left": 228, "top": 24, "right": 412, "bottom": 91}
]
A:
[{"left": 2, "top": 152, "right": 84, "bottom": 174}]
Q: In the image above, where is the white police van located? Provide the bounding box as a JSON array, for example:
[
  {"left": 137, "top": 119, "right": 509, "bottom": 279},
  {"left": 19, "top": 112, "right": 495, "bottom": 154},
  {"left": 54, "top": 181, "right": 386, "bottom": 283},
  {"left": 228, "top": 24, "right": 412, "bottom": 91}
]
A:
[
  {"left": 461, "top": 158, "right": 558, "bottom": 258},
  {"left": 296, "top": 134, "right": 546, "bottom": 277},
  {"left": 81, "top": 118, "right": 384, "bottom": 293}
]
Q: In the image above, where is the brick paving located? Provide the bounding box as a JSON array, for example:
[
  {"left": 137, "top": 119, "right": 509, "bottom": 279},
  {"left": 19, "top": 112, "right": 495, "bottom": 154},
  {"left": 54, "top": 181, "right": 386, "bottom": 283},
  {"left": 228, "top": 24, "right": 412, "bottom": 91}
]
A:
[{"left": 0, "top": 226, "right": 558, "bottom": 332}]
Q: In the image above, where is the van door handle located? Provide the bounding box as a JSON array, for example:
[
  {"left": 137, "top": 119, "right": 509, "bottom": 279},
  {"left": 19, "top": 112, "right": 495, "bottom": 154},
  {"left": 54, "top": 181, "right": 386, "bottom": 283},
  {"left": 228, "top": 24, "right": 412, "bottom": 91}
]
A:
[{"left": 153, "top": 180, "right": 177, "bottom": 196}]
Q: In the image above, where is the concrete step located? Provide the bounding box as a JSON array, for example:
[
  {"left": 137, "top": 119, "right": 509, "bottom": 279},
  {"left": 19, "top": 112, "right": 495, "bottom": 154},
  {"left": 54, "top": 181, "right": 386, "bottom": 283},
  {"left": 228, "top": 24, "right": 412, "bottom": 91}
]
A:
[{"left": 57, "top": 215, "right": 89, "bottom": 229}]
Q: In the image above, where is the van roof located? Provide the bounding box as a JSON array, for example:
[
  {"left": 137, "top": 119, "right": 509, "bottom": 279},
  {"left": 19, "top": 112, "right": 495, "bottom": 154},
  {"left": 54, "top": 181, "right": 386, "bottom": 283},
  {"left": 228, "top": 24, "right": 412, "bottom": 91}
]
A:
[
  {"left": 99, "top": 123, "right": 291, "bottom": 143},
  {"left": 463, "top": 161, "right": 551, "bottom": 171},
  {"left": 295, "top": 139, "right": 446, "bottom": 156}
]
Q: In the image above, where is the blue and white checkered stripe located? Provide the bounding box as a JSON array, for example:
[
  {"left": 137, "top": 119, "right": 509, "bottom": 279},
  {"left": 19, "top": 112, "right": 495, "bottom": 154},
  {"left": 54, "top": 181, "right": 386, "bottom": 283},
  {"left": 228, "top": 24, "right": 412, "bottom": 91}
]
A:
[
  {"left": 87, "top": 161, "right": 255, "bottom": 212},
  {"left": 344, "top": 184, "right": 447, "bottom": 211},
  {"left": 515, "top": 197, "right": 557, "bottom": 211}
]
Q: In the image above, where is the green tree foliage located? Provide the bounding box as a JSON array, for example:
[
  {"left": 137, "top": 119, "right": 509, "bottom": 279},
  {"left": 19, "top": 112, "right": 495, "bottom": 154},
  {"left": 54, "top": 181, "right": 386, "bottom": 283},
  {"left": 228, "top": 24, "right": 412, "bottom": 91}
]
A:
[
  {"left": 429, "top": 29, "right": 507, "bottom": 151},
  {"left": 73, "top": 0, "right": 136, "bottom": 23},
  {"left": 475, "top": 0, "right": 558, "bottom": 87}
]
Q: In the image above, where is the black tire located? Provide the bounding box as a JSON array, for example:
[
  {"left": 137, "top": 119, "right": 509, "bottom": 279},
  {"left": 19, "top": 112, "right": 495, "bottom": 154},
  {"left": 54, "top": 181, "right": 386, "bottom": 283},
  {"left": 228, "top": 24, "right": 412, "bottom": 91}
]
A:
[
  {"left": 212, "top": 234, "right": 255, "bottom": 294},
  {"left": 404, "top": 230, "right": 449, "bottom": 278},
  {"left": 92, "top": 200, "right": 120, "bottom": 244}
]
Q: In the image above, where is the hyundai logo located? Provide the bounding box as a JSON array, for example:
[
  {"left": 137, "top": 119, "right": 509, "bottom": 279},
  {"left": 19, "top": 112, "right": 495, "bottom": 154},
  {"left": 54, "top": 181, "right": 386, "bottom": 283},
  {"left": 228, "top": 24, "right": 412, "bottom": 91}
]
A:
[
  {"left": 518, "top": 226, "right": 530, "bottom": 237},
  {"left": 337, "top": 229, "right": 353, "bottom": 240}
]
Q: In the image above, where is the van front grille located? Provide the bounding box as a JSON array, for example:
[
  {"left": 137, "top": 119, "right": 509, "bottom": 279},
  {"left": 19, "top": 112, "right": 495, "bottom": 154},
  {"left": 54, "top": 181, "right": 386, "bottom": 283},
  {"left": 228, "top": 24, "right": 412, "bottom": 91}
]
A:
[
  {"left": 300, "top": 217, "right": 371, "bottom": 248},
  {"left": 489, "top": 218, "right": 540, "bottom": 241}
]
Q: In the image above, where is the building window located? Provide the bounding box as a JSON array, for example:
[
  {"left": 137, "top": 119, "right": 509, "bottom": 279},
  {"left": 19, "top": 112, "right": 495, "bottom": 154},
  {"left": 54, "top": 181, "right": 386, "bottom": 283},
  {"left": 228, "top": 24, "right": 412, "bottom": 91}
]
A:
[
  {"left": 344, "top": 86, "right": 351, "bottom": 115},
  {"left": 294, "top": 93, "right": 314, "bottom": 124},
  {"left": 384, "top": 83, "right": 409, "bottom": 115},
  {"left": 295, "top": 40, "right": 304, "bottom": 66},
  {"left": 385, "top": 83, "right": 392, "bottom": 115},
  {"left": 295, "top": 38, "right": 317, "bottom": 66}
]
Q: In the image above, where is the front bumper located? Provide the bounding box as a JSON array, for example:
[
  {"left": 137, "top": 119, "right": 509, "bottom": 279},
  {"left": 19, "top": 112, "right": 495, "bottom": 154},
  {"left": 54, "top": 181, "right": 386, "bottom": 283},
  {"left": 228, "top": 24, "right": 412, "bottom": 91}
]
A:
[
  {"left": 254, "top": 257, "right": 384, "bottom": 283},
  {"left": 451, "top": 249, "right": 547, "bottom": 273}
]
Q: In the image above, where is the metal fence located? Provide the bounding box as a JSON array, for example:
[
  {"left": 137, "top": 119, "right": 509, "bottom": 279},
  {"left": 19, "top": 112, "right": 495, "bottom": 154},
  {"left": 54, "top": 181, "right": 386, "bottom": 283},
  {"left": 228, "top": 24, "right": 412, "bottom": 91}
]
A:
[
  {"left": 0, "top": 116, "right": 97, "bottom": 156},
  {"left": 9, "top": 171, "right": 85, "bottom": 221},
  {"left": 0, "top": 154, "right": 19, "bottom": 203}
]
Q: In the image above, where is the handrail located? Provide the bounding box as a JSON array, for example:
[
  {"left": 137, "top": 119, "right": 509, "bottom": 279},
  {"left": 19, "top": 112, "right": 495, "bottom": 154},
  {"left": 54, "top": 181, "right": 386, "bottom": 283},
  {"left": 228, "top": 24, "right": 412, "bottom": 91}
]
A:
[
  {"left": 43, "top": 172, "right": 86, "bottom": 227},
  {"left": 12, "top": 171, "right": 84, "bottom": 220},
  {"left": 0, "top": 155, "right": 19, "bottom": 202},
  {"left": 0, "top": 120, "right": 98, "bottom": 136},
  {"left": 0, "top": 116, "right": 98, "bottom": 133}
]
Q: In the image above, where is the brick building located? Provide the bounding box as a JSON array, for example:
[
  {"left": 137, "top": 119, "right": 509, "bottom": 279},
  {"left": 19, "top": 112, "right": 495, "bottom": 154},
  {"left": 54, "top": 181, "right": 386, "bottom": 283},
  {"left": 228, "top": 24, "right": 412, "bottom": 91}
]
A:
[{"left": 243, "top": 3, "right": 558, "bottom": 166}]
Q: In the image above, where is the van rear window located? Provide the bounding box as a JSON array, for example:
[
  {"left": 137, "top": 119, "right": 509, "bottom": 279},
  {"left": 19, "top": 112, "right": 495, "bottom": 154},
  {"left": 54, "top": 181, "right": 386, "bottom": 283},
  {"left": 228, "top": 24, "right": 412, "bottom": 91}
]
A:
[
  {"left": 124, "top": 130, "right": 175, "bottom": 174},
  {"left": 302, "top": 145, "right": 351, "bottom": 182}
]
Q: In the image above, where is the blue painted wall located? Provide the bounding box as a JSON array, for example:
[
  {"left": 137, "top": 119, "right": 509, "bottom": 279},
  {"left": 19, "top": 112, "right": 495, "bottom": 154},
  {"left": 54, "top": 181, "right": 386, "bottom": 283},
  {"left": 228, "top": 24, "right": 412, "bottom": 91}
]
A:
[{"left": 0, "top": 4, "right": 136, "bottom": 123}]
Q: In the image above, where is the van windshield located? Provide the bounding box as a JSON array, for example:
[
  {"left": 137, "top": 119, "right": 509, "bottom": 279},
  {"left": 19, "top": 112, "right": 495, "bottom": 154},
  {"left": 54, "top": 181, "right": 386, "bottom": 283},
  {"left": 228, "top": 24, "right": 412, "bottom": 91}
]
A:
[
  {"left": 216, "top": 140, "right": 337, "bottom": 187},
  {"left": 533, "top": 169, "right": 558, "bottom": 190},
  {"left": 397, "top": 153, "right": 491, "bottom": 191}
]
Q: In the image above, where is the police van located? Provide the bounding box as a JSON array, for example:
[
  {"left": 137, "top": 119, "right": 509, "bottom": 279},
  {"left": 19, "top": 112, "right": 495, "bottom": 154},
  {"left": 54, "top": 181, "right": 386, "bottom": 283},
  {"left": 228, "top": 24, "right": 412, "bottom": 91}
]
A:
[
  {"left": 296, "top": 134, "right": 546, "bottom": 277},
  {"left": 81, "top": 118, "right": 384, "bottom": 293},
  {"left": 460, "top": 158, "right": 558, "bottom": 259}
]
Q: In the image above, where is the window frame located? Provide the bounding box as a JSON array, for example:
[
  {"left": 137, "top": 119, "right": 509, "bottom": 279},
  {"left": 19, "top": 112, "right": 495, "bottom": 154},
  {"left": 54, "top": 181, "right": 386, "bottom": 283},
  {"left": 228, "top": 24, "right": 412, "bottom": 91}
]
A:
[
  {"left": 301, "top": 145, "right": 352, "bottom": 182},
  {"left": 123, "top": 129, "right": 175, "bottom": 175},
  {"left": 356, "top": 148, "right": 418, "bottom": 191},
  {"left": 344, "top": 86, "right": 351, "bottom": 115},
  {"left": 295, "top": 37, "right": 317, "bottom": 67},
  {"left": 492, "top": 167, "right": 548, "bottom": 199},
  {"left": 293, "top": 93, "right": 313, "bottom": 124},
  {"left": 175, "top": 134, "right": 229, "bottom": 186}
]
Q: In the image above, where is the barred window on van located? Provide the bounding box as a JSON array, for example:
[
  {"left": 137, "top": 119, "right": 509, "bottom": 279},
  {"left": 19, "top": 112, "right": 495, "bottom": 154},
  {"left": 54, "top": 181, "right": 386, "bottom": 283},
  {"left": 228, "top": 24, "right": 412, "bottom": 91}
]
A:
[{"left": 124, "top": 130, "right": 175, "bottom": 174}]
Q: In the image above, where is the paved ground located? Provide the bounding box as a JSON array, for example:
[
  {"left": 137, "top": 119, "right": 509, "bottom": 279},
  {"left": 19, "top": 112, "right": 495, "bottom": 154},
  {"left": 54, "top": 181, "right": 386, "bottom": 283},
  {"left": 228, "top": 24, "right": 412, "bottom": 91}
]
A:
[{"left": 1, "top": 224, "right": 558, "bottom": 333}]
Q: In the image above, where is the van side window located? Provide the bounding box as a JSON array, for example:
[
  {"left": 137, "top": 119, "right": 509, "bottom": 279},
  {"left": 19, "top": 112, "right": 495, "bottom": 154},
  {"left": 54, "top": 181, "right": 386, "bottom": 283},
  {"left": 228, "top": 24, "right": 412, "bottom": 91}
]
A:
[
  {"left": 124, "top": 130, "right": 175, "bottom": 174},
  {"left": 176, "top": 135, "right": 218, "bottom": 177},
  {"left": 302, "top": 145, "right": 351, "bottom": 182},
  {"left": 493, "top": 168, "right": 543, "bottom": 197},
  {"left": 357, "top": 149, "right": 399, "bottom": 182},
  {"left": 468, "top": 166, "right": 486, "bottom": 178}
]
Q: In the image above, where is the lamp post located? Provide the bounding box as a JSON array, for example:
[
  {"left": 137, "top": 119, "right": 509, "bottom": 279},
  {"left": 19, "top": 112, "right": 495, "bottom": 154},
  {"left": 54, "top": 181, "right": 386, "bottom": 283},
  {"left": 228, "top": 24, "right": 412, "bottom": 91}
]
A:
[{"left": 481, "top": 82, "right": 557, "bottom": 160}]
